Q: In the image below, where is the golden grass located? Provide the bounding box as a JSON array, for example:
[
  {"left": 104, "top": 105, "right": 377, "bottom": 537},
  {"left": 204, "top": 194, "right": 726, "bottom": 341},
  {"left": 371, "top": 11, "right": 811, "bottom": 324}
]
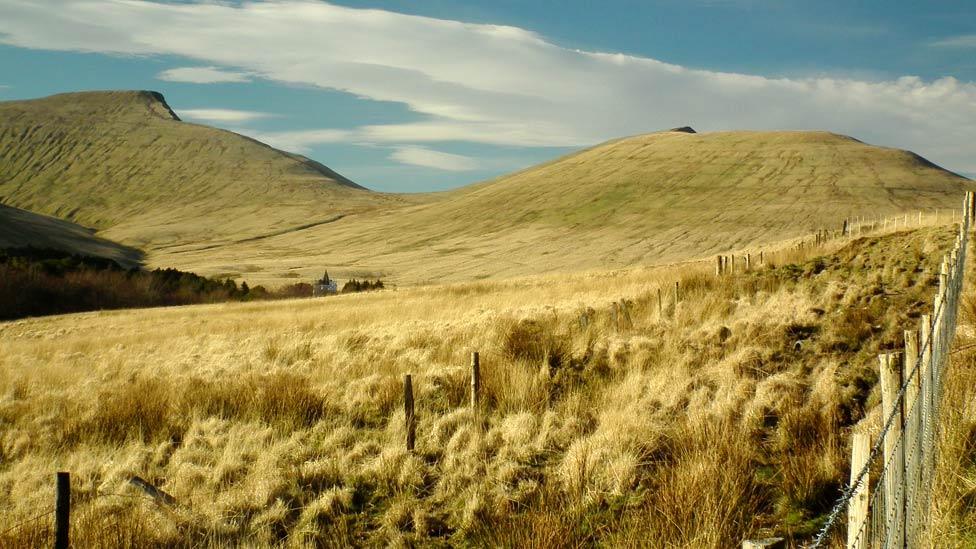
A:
[{"left": 0, "top": 227, "right": 957, "bottom": 547}]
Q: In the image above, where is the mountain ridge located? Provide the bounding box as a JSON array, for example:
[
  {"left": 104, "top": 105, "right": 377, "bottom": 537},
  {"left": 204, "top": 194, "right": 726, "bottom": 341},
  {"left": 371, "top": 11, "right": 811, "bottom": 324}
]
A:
[{"left": 2, "top": 90, "right": 972, "bottom": 287}]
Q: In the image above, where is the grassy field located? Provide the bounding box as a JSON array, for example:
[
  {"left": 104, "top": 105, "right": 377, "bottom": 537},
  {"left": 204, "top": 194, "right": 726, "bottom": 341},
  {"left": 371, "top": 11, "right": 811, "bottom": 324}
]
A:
[
  {"left": 0, "top": 225, "right": 957, "bottom": 547},
  {"left": 154, "top": 130, "right": 974, "bottom": 287}
]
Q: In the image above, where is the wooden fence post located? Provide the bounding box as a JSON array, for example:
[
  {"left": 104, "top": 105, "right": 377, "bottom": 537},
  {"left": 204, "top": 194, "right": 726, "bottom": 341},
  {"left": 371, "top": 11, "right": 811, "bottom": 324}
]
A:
[
  {"left": 730, "top": 255, "right": 735, "bottom": 274},
  {"left": 746, "top": 253, "right": 751, "bottom": 271},
  {"left": 55, "top": 472, "right": 70, "bottom": 549},
  {"left": 919, "top": 314, "right": 933, "bottom": 492},
  {"left": 657, "top": 288, "right": 663, "bottom": 319},
  {"left": 404, "top": 374, "right": 415, "bottom": 451},
  {"left": 717, "top": 255, "right": 724, "bottom": 276},
  {"left": 847, "top": 433, "right": 870, "bottom": 549},
  {"left": 759, "top": 251, "right": 764, "bottom": 266},
  {"left": 470, "top": 352, "right": 480, "bottom": 412},
  {"left": 903, "top": 329, "right": 921, "bottom": 546},
  {"left": 879, "top": 352, "right": 905, "bottom": 549},
  {"left": 673, "top": 281, "right": 680, "bottom": 306}
]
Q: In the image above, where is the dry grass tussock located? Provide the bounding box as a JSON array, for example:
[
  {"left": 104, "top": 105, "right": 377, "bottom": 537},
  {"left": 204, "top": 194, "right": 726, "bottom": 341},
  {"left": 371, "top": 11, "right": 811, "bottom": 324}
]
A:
[{"left": 0, "top": 227, "right": 957, "bottom": 547}]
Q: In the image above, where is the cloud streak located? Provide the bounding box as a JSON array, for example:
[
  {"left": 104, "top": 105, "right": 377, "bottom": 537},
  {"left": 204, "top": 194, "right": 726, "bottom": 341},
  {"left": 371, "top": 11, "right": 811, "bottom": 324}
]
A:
[
  {"left": 158, "top": 66, "right": 252, "bottom": 84},
  {"left": 930, "top": 35, "right": 976, "bottom": 49},
  {"left": 178, "top": 108, "right": 275, "bottom": 123},
  {"left": 0, "top": 0, "right": 974, "bottom": 173},
  {"left": 390, "top": 146, "right": 479, "bottom": 171}
]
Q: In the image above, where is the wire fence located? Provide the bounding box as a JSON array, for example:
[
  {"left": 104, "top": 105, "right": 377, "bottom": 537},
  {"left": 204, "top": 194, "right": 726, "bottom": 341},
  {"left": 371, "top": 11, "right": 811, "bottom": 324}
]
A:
[{"left": 808, "top": 191, "right": 975, "bottom": 548}]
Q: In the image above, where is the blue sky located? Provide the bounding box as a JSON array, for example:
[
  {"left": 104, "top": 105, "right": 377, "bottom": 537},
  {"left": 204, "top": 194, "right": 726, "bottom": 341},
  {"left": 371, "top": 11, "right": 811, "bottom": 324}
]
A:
[{"left": 0, "top": 0, "right": 974, "bottom": 192}]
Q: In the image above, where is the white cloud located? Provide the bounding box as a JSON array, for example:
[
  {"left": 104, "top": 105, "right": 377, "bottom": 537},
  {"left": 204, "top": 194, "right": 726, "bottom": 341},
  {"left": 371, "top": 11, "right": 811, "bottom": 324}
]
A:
[
  {"left": 178, "top": 108, "right": 274, "bottom": 123},
  {"left": 930, "top": 35, "right": 976, "bottom": 49},
  {"left": 235, "top": 128, "right": 353, "bottom": 153},
  {"left": 0, "top": 1, "right": 975, "bottom": 174},
  {"left": 390, "top": 146, "right": 479, "bottom": 171},
  {"left": 157, "top": 66, "right": 252, "bottom": 83}
]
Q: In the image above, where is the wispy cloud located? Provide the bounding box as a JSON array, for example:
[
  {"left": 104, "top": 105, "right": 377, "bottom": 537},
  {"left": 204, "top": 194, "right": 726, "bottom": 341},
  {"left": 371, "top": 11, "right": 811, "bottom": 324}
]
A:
[
  {"left": 390, "top": 146, "right": 479, "bottom": 171},
  {"left": 930, "top": 34, "right": 976, "bottom": 48},
  {"left": 237, "top": 128, "right": 353, "bottom": 153},
  {"left": 178, "top": 108, "right": 275, "bottom": 123},
  {"left": 0, "top": 1, "right": 974, "bottom": 173},
  {"left": 158, "top": 66, "right": 252, "bottom": 83}
]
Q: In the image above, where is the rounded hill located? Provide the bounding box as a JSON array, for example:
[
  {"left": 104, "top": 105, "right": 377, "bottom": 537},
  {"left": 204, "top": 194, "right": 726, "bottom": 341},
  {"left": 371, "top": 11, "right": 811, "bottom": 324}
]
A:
[{"left": 163, "top": 129, "right": 974, "bottom": 285}]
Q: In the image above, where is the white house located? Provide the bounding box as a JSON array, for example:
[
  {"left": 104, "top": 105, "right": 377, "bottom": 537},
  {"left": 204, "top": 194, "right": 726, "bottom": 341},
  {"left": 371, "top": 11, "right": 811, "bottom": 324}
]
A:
[{"left": 313, "top": 280, "right": 337, "bottom": 296}]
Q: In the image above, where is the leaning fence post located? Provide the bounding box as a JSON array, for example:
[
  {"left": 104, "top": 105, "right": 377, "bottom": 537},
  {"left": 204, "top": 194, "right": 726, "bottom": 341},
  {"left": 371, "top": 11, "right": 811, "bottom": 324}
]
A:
[
  {"left": 847, "top": 433, "right": 870, "bottom": 549},
  {"left": 759, "top": 251, "right": 764, "bottom": 266},
  {"left": 470, "top": 352, "right": 480, "bottom": 412},
  {"left": 55, "top": 472, "right": 70, "bottom": 549},
  {"left": 404, "top": 374, "right": 416, "bottom": 451},
  {"left": 657, "top": 288, "right": 663, "bottom": 319},
  {"left": 879, "top": 352, "right": 905, "bottom": 549}
]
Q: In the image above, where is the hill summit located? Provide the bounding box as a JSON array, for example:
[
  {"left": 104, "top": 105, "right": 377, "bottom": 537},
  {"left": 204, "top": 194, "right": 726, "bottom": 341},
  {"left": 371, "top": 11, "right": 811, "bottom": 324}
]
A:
[{"left": 158, "top": 128, "right": 975, "bottom": 285}]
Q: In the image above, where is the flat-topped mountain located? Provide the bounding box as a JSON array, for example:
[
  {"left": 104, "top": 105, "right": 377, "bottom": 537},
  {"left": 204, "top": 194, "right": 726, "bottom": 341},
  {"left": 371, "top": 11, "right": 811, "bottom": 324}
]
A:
[{"left": 0, "top": 90, "right": 399, "bottom": 251}]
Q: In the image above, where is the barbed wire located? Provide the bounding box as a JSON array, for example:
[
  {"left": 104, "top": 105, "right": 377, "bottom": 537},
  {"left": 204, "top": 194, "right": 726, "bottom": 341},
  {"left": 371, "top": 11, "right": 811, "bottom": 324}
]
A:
[
  {"left": 0, "top": 507, "right": 54, "bottom": 537},
  {"left": 807, "top": 216, "right": 969, "bottom": 547}
]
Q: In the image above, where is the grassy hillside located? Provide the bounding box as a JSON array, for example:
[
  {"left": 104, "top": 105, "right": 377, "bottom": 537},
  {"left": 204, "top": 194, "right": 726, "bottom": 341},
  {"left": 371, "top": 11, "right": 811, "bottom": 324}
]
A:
[
  {"left": 0, "top": 91, "right": 405, "bottom": 251},
  {"left": 2, "top": 90, "right": 971, "bottom": 287},
  {"left": 0, "top": 225, "right": 958, "bottom": 547},
  {"left": 0, "top": 203, "right": 142, "bottom": 268},
  {"left": 157, "top": 130, "right": 974, "bottom": 287}
]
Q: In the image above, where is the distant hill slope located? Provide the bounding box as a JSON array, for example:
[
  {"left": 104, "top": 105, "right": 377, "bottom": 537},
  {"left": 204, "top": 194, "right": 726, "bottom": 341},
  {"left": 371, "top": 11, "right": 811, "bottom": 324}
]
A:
[
  {"left": 0, "top": 203, "right": 141, "bottom": 268},
  {"left": 0, "top": 90, "right": 400, "bottom": 251},
  {"left": 156, "top": 129, "right": 974, "bottom": 286}
]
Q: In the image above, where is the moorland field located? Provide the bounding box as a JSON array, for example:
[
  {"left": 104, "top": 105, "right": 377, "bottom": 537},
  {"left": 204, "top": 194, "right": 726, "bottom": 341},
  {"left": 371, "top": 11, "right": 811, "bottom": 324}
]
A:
[
  {"left": 2, "top": 225, "right": 975, "bottom": 546},
  {"left": 1, "top": 91, "right": 975, "bottom": 547}
]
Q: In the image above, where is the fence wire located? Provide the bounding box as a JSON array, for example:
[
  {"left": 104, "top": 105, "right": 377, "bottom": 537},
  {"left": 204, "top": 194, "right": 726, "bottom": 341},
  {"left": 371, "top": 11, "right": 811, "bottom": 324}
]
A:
[{"left": 808, "top": 192, "right": 974, "bottom": 548}]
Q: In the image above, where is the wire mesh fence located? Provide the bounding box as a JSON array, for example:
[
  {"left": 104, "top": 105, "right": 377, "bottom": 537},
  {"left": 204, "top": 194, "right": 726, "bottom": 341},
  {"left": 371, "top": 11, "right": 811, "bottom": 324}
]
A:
[{"left": 809, "top": 191, "right": 975, "bottom": 549}]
